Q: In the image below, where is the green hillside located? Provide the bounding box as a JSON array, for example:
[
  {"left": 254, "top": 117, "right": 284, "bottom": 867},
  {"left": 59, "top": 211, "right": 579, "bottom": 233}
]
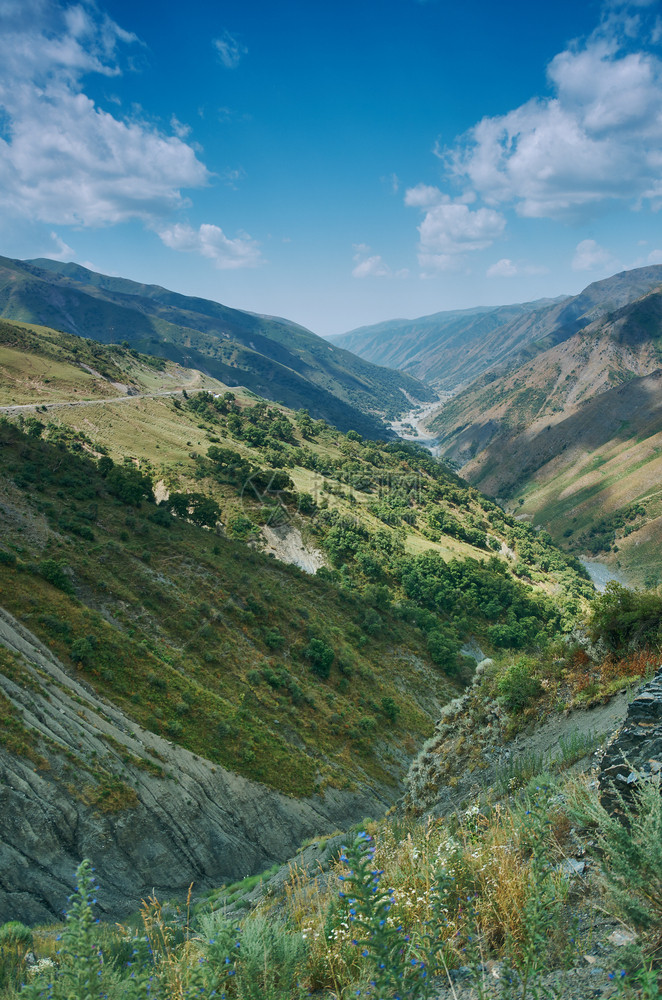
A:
[
  {"left": 0, "top": 318, "right": 608, "bottom": 928},
  {"left": 428, "top": 287, "right": 662, "bottom": 587},
  {"left": 0, "top": 321, "right": 594, "bottom": 792},
  {"left": 0, "top": 256, "right": 435, "bottom": 438}
]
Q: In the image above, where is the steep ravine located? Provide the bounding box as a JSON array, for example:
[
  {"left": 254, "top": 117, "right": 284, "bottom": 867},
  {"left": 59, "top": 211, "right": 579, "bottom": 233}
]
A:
[{"left": 0, "top": 605, "right": 390, "bottom": 924}]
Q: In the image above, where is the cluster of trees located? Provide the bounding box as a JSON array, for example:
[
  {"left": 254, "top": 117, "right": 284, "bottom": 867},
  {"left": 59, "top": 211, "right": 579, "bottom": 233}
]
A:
[
  {"left": 397, "top": 551, "right": 558, "bottom": 651},
  {"left": 571, "top": 503, "right": 648, "bottom": 555},
  {"left": 588, "top": 581, "right": 662, "bottom": 651},
  {"left": 428, "top": 510, "right": 487, "bottom": 548}
]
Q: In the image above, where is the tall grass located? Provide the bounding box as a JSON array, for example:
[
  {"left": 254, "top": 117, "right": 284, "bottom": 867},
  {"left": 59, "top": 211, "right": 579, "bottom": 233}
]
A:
[{"left": 5, "top": 775, "right": 662, "bottom": 999}]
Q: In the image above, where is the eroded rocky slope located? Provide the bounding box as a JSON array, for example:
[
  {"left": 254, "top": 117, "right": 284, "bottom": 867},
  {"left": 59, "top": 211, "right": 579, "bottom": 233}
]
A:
[{"left": 0, "top": 606, "right": 386, "bottom": 923}]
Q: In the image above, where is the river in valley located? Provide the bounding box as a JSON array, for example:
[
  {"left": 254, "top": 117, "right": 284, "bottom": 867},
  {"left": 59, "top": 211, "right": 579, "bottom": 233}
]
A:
[
  {"left": 390, "top": 394, "right": 454, "bottom": 453},
  {"left": 580, "top": 559, "right": 630, "bottom": 592},
  {"left": 394, "top": 401, "right": 633, "bottom": 597}
]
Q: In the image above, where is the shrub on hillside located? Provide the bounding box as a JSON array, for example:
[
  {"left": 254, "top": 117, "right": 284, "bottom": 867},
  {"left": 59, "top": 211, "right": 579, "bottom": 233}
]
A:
[
  {"left": 37, "top": 559, "right": 74, "bottom": 595},
  {"left": 426, "top": 626, "right": 460, "bottom": 672},
  {"left": 588, "top": 581, "right": 662, "bottom": 651},
  {"left": 304, "top": 637, "right": 335, "bottom": 678},
  {"left": 102, "top": 462, "right": 154, "bottom": 506},
  {"left": 497, "top": 656, "right": 543, "bottom": 711}
]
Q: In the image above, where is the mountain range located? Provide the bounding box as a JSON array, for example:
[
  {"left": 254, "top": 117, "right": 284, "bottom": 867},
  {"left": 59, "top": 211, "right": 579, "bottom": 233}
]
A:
[
  {"left": 332, "top": 264, "right": 662, "bottom": 586},
  {"left": 427, "top": 283, "right": 662, "bottom": 586},
  {"left": 0, "top": 256, "right": 434, "bottom": 438},
  {"left": 332, "top": 265, "right": 662, "bottom": 389},
  {"left": 0, "top": 252, "right": 660, "bottom": 996}
]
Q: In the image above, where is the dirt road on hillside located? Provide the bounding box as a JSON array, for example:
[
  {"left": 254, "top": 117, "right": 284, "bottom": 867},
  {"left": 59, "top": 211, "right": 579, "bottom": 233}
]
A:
[
  {"left": 0, "top": 368, "right": 210, "bottom": 415},
  {"left": 0, "top": 388, "right": 185, "bottom": 414}
]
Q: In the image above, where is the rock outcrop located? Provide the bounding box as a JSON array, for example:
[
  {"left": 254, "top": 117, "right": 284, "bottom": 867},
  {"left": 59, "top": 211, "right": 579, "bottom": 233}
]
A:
[
  {"left": 0, "top": 606, "right": 389, "bottom": 924},
  {"left": 599, "top": 666, "right": 662, "bottom": 815}
]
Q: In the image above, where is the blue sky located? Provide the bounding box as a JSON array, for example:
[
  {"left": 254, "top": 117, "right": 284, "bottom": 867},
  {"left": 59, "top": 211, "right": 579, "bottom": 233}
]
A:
[{"left": 1, "top": 0, "right": 662, "bottom": 335}]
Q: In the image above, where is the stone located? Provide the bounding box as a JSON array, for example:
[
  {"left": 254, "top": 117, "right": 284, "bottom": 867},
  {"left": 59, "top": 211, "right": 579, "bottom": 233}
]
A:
[
  {"left": 599, "top": 666, "right": 662, "bottom": 817},
  {"left": 607, "top": 929, "right": 637, "bottom": 947}
]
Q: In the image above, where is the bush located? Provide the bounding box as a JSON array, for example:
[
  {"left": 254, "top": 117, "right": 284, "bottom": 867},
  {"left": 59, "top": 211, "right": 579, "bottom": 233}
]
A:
[
  {"left": 497, "top": 656, "right": 542, "bottom": 711},
  {"left": 37, "top": 558, "right": 74, "bottom": 595},
  {"left": 427, "top": 627, "right": 460, "bottom": 671},
  {"left": 263, "top": 627, "right": 285, "bottom": 650},
  {"left": 380, "top": 696, "right": 400, "bottom": 723},
  {"left": 588, "top": 582, "right": 662, "bottom": 651},
  {"left": 227, "top": 515, "right": 257, "bottom": 540},
  {"left": 167, "top": 491, "right": 221, "bottom": 527},
  {"left": 0, "top": 921, "right": 32, "bottom": 952},
  {"left": 304, "top": 637, "right": 335, "bottom": 679},
  {"left": 0, "top": 921, "right": 32, "bottom": 992},
  {"left": 70, "top": 636, "right": 96, "bottom": 667},
  {"left": 105, "top": 464, "right": 154, "bottom": 506},
  {"left": 572, "top": 774, "right": 662, "bottom": 954},
  {"left": 361, "top": 608, "right": 383, "bottom": 635},
  {"left": 296, "top": 491, "right": 316, "bottom": 514}
]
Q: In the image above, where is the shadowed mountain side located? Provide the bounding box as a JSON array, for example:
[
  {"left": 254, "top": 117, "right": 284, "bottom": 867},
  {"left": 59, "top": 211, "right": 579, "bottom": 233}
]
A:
[
  {"left": 0, "top": 256, "right": 435, "bottom": 437},
  {"left": 332, "top": 266, "right": 662, "bottom": 389}
]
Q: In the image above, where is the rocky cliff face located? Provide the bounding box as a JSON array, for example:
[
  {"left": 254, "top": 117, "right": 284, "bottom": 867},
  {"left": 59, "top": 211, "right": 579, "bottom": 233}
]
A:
[
  {"left": 599, "top": 666, "right": 662, "bottom": 815},
  {"left": 0, "top": 606, "right": 389, "bottom": 924}
]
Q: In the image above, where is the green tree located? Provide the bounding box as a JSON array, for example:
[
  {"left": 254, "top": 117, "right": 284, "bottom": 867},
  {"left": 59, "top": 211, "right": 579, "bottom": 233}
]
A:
[{"left": 304, "top": 638, "right": 335, "bottom": 678}]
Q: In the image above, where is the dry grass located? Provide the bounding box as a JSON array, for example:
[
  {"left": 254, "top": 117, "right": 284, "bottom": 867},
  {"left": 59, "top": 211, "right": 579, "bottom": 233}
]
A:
[{"left": 281, "top": 794, "right": 574, "bottom": 989}]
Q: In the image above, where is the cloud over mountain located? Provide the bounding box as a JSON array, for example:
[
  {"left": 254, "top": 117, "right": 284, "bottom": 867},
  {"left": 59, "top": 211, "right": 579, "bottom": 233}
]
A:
[
  {"left": 404, "top": 187, "right": 505, "bottom": 272},
  {"left": 157, "top": 222, "right": 262, "bottom": 269},
  {"left": 0, "top": 0, "right": 210, "bottom": 228},
  {"left": 447, "top": 3, "right": 662, "bottom": 219}
]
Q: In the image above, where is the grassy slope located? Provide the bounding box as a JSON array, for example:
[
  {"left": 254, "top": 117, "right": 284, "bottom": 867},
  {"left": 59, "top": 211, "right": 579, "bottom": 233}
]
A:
[
  {"left": 0, "top": 321, "right": 596, "bottom": 809},
  {"left": 1, "top": 322, "right": 591, "bottom": 597},
  {"left": 0, "top": 422, "right": 447, "bottom": 799}
]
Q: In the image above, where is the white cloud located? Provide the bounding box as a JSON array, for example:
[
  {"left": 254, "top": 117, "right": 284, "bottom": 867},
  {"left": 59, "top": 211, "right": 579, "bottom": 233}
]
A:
[
  {"left": 46, "top": 230, "right": 75, "bottom": 260},
  {"left": 170, "top": 115, "right": 192, "bottom": 140},
  {"left": 404, "top": 183, "right": 444, "bottom": 208},
  {"left": 405, "top": 187, "right": 505, "bottom": 272},
  {"left": 220, "top": 167, "right": 246, "bottom": 189},
  {"left": 0, "top": 0, "right": 209, "bottom": 228},
  {"left": 487, "top": 258, "right": 518, "bottom": 278},
  {"left": 572, "top": 238, "right": 618, "bottom": 271},
  {"left": 213, "top": 30, "right": 247, "bottom": 69},
  {"left": 417, "top": 199, "right": 505, "bottom": 254},
  {"left": 158, "top": 223, "right": 262, "bottom": 270},
  {"left": 380, "top": 172, "right": 400, "bottom": 194},
  {"left": 351, "top": 244, "right": 407, "bottom": 279},
  {"left": 352, "top": 255, "right": 390, "bottom": 278},
  {"left": 486, "top": 257, "right": 549, "bottom": 278},
  {"left": 647, "top": 248, "right": 662, "bottom": 263},
  {"left": 444, "top": 5, "right": 662, "bottom": 218}
]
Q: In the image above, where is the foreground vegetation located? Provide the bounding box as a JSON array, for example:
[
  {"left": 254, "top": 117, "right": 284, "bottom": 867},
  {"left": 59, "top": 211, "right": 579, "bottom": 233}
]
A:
[{"left": 1, "top": 767, "right": 661, "bottom": 999}]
